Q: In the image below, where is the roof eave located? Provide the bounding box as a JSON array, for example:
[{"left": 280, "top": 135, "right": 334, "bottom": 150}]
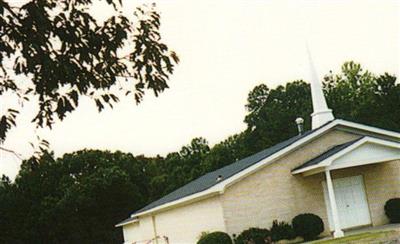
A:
[
  {"left": 115, "top": 218, "right": 139, "bottom": 227},
  {"left": 291, "top": 162, "right": 329, "bottom": 175}
]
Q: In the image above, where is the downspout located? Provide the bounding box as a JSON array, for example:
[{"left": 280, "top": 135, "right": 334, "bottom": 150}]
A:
[{"left": 151, "top": 215, "right": 159, "bottom": 244}]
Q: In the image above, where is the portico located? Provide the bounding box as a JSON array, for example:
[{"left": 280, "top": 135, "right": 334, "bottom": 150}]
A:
[{"left": 292, "top": 136, "right": 400, "bottom": 238}]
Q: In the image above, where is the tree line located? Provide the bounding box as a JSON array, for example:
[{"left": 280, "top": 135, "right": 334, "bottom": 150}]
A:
[{"left": 1, "top": 62, "right": 399, "bottom": 243}]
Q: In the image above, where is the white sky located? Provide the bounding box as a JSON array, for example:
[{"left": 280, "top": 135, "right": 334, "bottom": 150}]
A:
[{"left": 1, "top": 0, "right": 399, "bottom": 179}]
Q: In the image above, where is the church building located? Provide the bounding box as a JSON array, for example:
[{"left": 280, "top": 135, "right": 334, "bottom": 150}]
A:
[{"left": 116, "top": 55, "right": 400, "bottom": 244}]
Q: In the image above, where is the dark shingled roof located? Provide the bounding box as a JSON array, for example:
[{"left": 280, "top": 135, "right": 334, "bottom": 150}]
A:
[
  {"left": 291, "top": 137, "right": 364, "bottom": 172},
  {"left": 131, "top": 125, "right": 329, "bottom": 217}
]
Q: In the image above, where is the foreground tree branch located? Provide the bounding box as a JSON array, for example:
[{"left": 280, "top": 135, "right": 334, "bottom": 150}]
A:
[
  {"left": 0, "top": 146, "right": 23, "bottom": 160},
  {"left": 0, "top": 0, "right": 179, "bottom": 142}
]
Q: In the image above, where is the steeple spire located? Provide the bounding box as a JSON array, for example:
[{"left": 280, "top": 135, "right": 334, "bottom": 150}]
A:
[{"left": 306, "top": 45, "right": 334, "bottom": 129}]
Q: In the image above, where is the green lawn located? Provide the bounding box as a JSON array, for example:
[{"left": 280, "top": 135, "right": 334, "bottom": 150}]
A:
[{"left": 310, "top": 230, "right": 400, "bottom": 244}]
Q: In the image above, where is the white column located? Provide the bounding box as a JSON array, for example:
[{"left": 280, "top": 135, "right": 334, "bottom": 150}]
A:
[{"left": 325, "top": 170, "right": 344, "bottom": 238}]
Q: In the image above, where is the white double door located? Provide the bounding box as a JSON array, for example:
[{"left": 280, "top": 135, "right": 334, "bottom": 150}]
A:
[{"left": 323, "top": 175, "right": 371, "bottom": 230}]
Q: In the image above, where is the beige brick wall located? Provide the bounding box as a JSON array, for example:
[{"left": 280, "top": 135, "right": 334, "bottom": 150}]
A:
[
  {"left": 154, "top": 195, "right": 226, "bottom": 244},
  {"left": 136, "top": 215, "right": 156, "bottom": 243},
  {"left": 221, "top": 129, "right": 400, "bottom": 236},
  {"left": 365, "top": 160, "right": 400, "bottom": 225},
  {"left": 122, "top": 222, "right": 141, "bottom": 244},
  {"left": 123, "top": 196, "right": 226, "bottom": 244},
  {"left": 220, "top": 129, "right": 360, "bottom": 236}
]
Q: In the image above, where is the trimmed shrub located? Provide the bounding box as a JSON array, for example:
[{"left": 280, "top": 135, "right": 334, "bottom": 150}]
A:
[
  {"left": 197, "top": 231, "right": 232, "bottom": 244},
  {"left": 234, "top": 228, "right": 271, "bottom": 244},
  {"left": 270, "top": 220, "right": 296, "bottom": 241},
  {"left": 385, "top": 198, "right": 400, "bottom": 223},
  {"left": 292, "top": 213, "right": 324, "bottom": 241},
  {"left": 198, "top": 231, "right": 210, "bottom": 240}
]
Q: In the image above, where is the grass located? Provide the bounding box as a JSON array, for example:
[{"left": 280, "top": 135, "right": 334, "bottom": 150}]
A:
[{"left": 309, "top": 230, "right": 400, "bottom": 244}]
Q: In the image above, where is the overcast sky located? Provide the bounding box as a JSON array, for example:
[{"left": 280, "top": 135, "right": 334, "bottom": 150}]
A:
[{"left": 1, "top": 0, "right": 399, "bottom": 179}]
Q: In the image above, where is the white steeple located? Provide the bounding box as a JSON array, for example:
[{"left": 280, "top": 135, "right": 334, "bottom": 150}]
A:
[{"left": 306, "top": 46, "right": 334, "bottom": 129}]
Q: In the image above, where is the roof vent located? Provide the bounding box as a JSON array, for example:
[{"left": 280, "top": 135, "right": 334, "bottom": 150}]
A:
[
  {"left": 295, "top": 117, "right": 304, "bottom": 135},
  {"left": 216, "top": 175, "right": 223, "bottom": 182}
]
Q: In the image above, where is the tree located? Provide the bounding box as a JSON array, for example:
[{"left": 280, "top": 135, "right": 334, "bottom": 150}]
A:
[
  {"left": 200, "top": 133, "right": 249, "bottom": 174},
  {"left": 242, "top": 62, "right": 400, "bottom": 154},
  {"left": 325, "top": 61, "right": 400, "bottom": 131},
  {"left": 0, "top": 0, "right": 179, "bottom": 142},
  {"left": 147, "top": 138, "right": 211, "bottom": 196},
  {"left": 148, "top": 62, "right": 400, "bottom": 199},
  {"left": 243, "top": 80, "right": 313, "bottom": 153},
  {"left": 1, "top": 61, "right": 399, "bottom": 243},
  {"left": 0, "top": 150, "right": 150, "bottom": 243}
]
